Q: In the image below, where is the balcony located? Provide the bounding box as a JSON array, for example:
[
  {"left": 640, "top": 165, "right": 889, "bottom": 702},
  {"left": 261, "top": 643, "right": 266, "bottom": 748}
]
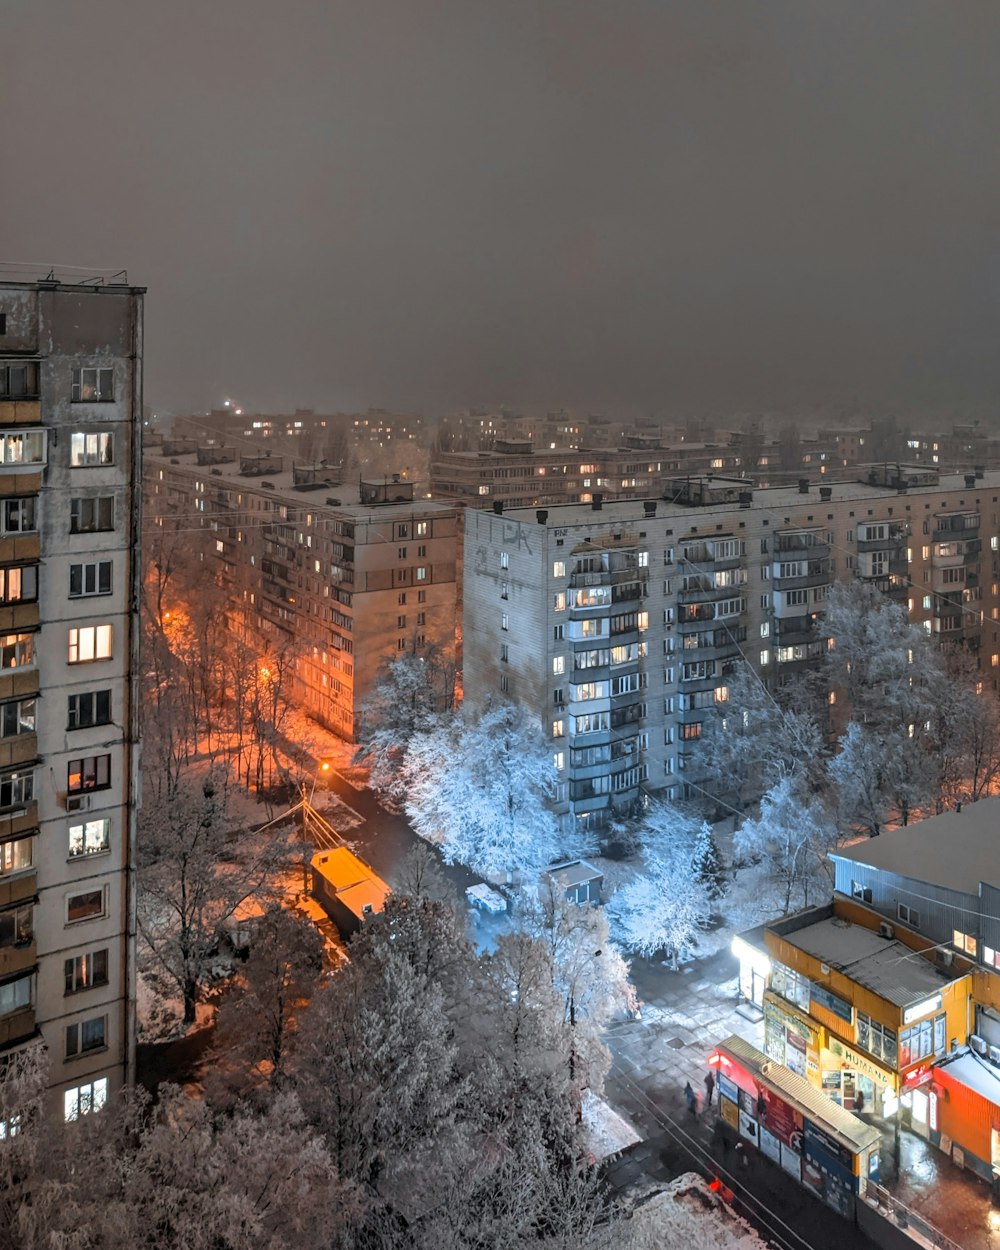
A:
[
  {"left": 775, "top": 532, "right": 828, "bottom": 555},
  {"left": 0, "top": 1004, "right": 35, "bottom": 1050},
  {"left": 773, "top": 614, "right": 823, "bottom": 643},
  {"left": 933, "top": 517, "right": 979, "bottom": 542},
  {"left": 0, "top": 400, "right": 42, "bottom": 428},
  {"left": 771, "top": 559, "right": 832, "bottom": 591}
]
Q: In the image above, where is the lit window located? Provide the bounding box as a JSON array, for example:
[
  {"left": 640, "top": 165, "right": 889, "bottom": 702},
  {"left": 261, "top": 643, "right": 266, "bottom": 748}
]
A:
[
  {"left": 70, "top": 432, "right": 114, "bottom": 467},
  {"left": 553, "top": 561, "right": 566, "bottom": 578},
  {"left": 67, "top": 754, "right": 111, "bottom": 794},
  {"left": 760, "top": 649, "right": 770, "bottom": 666},
  {"left": 0, "top": 430, "right": 46, "bottom": 466},
  {"left": 501, "top": 613, "right": 509, "bottom": 631},
  {"left": 552, "top": 719, "right": 564, "bottom": 738},
  {"left": 66, "top": 887, "right": 106, "bottom": 924},
  {"left": 553, "top": 656, "right": 564, "bottom": 675},
  {"left": 68, "top": 626, "right": 113, "bottom": 664},
  {"left": 68, "top": 819, "right": 111, "bottom": 858},
  {"left": 953, "top": 929, "right": 977, "bottom": 956},
  {"left": 63, "top": 1078, "right": 108, "bottom": 1121}
]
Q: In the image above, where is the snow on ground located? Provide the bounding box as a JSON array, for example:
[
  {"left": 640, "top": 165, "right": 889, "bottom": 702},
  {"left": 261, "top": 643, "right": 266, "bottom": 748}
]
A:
[
  {"left": 626, "top": 1174, "right": 768, "bottom": 1250},
  {"left": 580, "top": 1089, "right": 641, "bottom": 1159}
]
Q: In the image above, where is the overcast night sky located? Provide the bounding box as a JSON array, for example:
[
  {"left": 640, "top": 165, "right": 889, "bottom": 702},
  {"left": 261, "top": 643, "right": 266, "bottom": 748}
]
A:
[{"left": 5, "top": 1, "right": 1000, "bottom": 421}]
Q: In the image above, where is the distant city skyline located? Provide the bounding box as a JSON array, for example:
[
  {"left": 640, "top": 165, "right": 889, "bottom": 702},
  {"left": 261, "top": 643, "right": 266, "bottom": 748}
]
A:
[{"left": 7, "top": 1, "right": 1000, "bottom": 420}]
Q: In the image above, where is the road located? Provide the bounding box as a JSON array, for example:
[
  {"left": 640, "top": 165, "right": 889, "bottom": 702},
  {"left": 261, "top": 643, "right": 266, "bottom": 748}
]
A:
[
  {"left": 309, "top": 764, "right": 514, "bottom": 949},
  {"left": 305, "top": 764, "right": 881, "bottom": 1250}
]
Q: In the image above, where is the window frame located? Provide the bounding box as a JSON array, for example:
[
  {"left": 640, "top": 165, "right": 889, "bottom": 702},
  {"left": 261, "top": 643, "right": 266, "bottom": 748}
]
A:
[
  {"left": 67, "top": 690, "right": 112, "bottom": 731},
  {"left": 69, "top": 496, "right": 115, "bottom": 535},
  {"left": 67, "top": 625, "right": 113, "bottom": 665},
  {"left": 67, "top": 754, "right": 112, "bottom": 795},
  {"left": 63, "top": 1077, "right": 108, "bottom": 1121},
  {"left": 65, "top": 1014, "right": 107, "bottom": 1059},
  {"left": 69, "top": 431, "right": 115, "bottom": 467},
  {"left": 69, "top": 561, "right": 113, "bottom": 598},
  {"left": 64, "top": 948, "right": 109, "bottom": 995},
  {"left": 66, "top": 887, "right": 107, "bottom": 925},
  {"left": 70, "top": 367, "right": 114, "bottom": 404}
]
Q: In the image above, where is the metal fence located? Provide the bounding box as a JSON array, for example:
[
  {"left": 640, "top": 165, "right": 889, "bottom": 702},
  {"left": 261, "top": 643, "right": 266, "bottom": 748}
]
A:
[{"left": 865, "top": 1181, "right": 965, "bottom": 1250}]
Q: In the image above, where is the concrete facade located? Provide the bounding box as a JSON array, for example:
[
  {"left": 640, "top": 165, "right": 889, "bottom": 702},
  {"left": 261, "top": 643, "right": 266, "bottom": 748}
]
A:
[
  {"left": 145, "top": 453, "right": 459, "bottom": 741},
  {"left": 463, "top": 468, "right": 1000, "bottom": 834},
  {"left": 0, "top": 279, "right": 144, "bottom": 1118}
]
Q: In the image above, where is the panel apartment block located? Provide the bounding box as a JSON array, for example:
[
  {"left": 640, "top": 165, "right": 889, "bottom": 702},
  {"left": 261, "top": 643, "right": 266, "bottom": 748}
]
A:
[
  {"left": 0, "top": 279, "right": 144, "bottom": 1118},
  {"left": 464, "top": 468, "right": 1000, "bottom": 835},
  {"left": 146, "top": 455, "right": 459, "bottom": 741}
]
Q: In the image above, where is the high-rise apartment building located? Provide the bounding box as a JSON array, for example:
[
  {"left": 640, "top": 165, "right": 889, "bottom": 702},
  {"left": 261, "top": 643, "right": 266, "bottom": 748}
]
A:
[
  {"left": 0, "top": 277, "right": 144, "bottom": 1116},
  {"left": 146, "top": 451, "right": 458, "bottom": 741},
  {"left": 464, "top": 467, "right": 1000, "bottom": 835}
]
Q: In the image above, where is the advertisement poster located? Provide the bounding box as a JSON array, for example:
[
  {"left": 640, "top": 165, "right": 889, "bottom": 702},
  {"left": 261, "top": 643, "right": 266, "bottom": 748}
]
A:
[
  {"left": 739, "top": 1088, "right": 757, "bottom": 1118},
  {"left": 720, "top": 1095, "right": 740, "bottom": 1130},
  {"left": 760, "top": 1087, "right": 803, "bottom": 1153},
  {"left": 738, "top": 1109, "right": 760, "bottom": 1146},
  {"left": 717, "top": 1073, "right": 739, "bottom": 1105},
  {"left": 780, "top": 1143, "right": 802, "bottom": 1180},
  {"left": 760, "top": 1126, "right": 781, "bottom": 1165}
]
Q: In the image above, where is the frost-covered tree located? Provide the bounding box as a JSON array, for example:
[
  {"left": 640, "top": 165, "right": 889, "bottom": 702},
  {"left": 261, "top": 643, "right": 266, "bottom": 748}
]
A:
[
  {"left": 610, "top": 805, "right": 713, "bottom": 968},
  {"left": 137, "top": 772, "right": 294, "bottom": 1022},
  {"left": 734, "top": 775, "right": 838, "bottom": 912},
  {"left": 213, "top": 905, "right": 325, "bottom": 1092},
  {"left": 523, "top": 880, "right": 636, "bottom": 1088},
  {"left": 403, "top": 702, "right": 562, "bottom": 881},
  {"left": 701, "top": 667, "right": 824, "bottom": 808},
  {"left": 354, "top": 648, "right": 456, "bottom": 799}
]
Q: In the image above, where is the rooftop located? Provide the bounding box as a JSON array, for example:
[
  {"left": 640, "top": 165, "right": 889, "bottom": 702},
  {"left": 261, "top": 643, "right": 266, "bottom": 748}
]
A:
[
  {"left": 492, "top": 470, "right": 1000, "bottom": 528},
  {"left": 149, "top": 445, "right": 455, "bottom": 518},
  {"left": 830, "top": 798, "right": 1000, "bottom": 896},
  {"left": 936, "top": 1049, "right": 1000, "bottom": 1102},
  {"left": 716, "top": 1034, "right": 881, "bottom": 1154},
  {"left": 775, "top": 916, "right": 957, "bottom": 1007}
]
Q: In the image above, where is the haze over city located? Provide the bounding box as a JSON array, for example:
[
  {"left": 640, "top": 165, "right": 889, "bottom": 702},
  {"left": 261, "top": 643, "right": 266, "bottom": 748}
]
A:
[{"left": 6, "top": 0, "right": 1000, "bottom": 419}]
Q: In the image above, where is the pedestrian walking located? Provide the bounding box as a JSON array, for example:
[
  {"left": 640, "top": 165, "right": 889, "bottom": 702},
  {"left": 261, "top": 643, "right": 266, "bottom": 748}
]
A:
[
  {"left": 684, "top": 1081, "right": 697, "bottom": 1117},
  {"left": 704, "top": 1069, "right": 715, "bottom": 1108},
  {"left": 735, "top": 1141, "right": 749, "bottom": 1171}
]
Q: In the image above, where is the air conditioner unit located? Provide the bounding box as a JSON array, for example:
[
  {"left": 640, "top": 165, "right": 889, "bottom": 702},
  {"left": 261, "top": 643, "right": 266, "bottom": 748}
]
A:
[
  {"left": 970, "top": 1035, "right": 987, "bottom": 1056},
  {"left": 989, "top": 1046, "right": 1000, "bottom": 1066},
  {"left": 878, "top": 922, "right": 895, "bottom": 940},
  {"left": 65, "top": 794, "right": 89, "bottom": 814},
  {"left": 939, "top": 950, "right": 954, "bottom": 969}
]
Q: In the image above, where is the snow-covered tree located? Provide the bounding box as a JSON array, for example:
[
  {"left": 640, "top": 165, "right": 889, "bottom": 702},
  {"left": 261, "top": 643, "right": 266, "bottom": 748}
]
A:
[
  {"left": 610, "top": 805, "right": 713, "bottom": 968},
  {"left": 403, "top": 702, "right": 563, "bottom": 881},
  {"left": 734, "top": 775, "right": 838, "bottom": 912},
  {"left": 523, "top": 880, "right": 636, "bottom": 1088},
  {"left": 213, "top": 905, "right": 325, "bottom": 1093},
  {"left": 137, "top": 772, "right": 294, "bottom": 1022},
  {"left": 701, "top": 667, "right": 824, "bottom": 808},
  {"left": 354, "top": 648, "right": 456, "bottom": 799}
]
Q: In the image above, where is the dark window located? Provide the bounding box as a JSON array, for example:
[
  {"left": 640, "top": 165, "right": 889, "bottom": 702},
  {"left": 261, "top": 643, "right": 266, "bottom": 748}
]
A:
[
  {"left": 69, "top": 561, "right": 113, "bottom": 597},
  {"left": 70, "top": 497, "right": 114, "bottom": 534},
  {"left": 66, "top": 1015, "right": 106, "bottom": 1057},
  {"left": 64, "top": 949, "right": 109, "bottom": 994},
  {"left": 67, "top": 890, "right": 104, "bottom": 923},
  {"left": 1, "top": 498, "right": 36, "bottom": 534},
  {"left": 0, "top": 363, "right": 39, "bottom": 398},
  {"left": 0, "top": 770, "right": 32, "bottom": 808},
  {"left": 67, "top": 755, "right": 111, "bottom": 794},
  {"left": 0, "top": 903, "right": 32, "bottom": 947},
  {"left": 67, "top": 691, "right": 111, "bottom": 730},
  {"left": 0, "top": 699, "right": 34, "bottom": 737},
  {"left": 71, "top": 368, "right": 114, "bottom": 403},
  {"left": 0, "top": 314, "right": 6, "bottom": 335}
]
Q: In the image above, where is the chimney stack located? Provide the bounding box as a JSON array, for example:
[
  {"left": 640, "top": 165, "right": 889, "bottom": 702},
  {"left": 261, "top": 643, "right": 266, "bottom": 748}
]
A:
[
  {"left": 643, "top": 501, "right": 657, "bottom": 517},
  {"left": 591, "top": 494, "right": 603, "bottom": 511},
  {"left": 492, "top": 500, "right": 504, "bottom": 515},
  {"left": 798, "top": 478, "right": 809, "bottom": 495},
  {"left": 819, "top": 486, "right": 832, "bottom": 502},
  {"left": 536, "top": 509, "right": 548, "bottom": 525}
]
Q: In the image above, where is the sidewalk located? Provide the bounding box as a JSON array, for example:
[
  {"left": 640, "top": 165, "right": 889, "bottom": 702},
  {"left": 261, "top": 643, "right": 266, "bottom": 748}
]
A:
[{"left": 604, "top": 945, "right": 1000, "bottom": 1250}]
